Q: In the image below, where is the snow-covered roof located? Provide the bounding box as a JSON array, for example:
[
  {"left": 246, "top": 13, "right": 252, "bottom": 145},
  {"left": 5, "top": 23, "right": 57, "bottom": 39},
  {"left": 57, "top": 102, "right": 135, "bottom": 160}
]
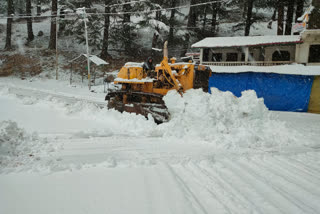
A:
[
  {"left": 82, "top": 54, "right": 109, "bottom": 66},
  {"left": 70, "top": 54, "right": 109, "bottom": 66},
  {"left": 114, "top": 77, "right": 155, "bottom": 83},
  {"left": 124, "top": 62, "right": 144, "bottom": 68},
  {"left": 186, "top": 53, "right": 200, "bottom": 56},
  {"left": 210, "top": 64, "right": 320, "bottom": 76},
  {"left": 192, "top": 35, "right": 302, "bottom": 48}
]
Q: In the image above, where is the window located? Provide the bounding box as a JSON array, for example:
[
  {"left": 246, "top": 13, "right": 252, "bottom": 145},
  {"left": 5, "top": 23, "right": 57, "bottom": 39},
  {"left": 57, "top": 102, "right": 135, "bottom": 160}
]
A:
[
  {"left": 309, "top": 45, "right": 320, "bottom": 63},
  {"left": 203, "top": 48, "right": 209, "bottom": 61},
  {"left": 212, "top": 53, "right": 223, "bottom": 62},
  {"left": 241, "top": 53, "right": 245, "bottom": 61},
  {"left": 226, "top": 53, "right": 238, "bottom": 61},
  {"left": 272, "top": 50, "right": 290, "bottom": 61}
]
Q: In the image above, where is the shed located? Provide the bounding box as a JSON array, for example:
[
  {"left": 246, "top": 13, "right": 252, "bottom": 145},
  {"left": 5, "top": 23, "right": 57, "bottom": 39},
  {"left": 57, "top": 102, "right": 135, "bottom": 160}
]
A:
[{"left": 69, "top": 54, "right": 109, "bottom": 84}]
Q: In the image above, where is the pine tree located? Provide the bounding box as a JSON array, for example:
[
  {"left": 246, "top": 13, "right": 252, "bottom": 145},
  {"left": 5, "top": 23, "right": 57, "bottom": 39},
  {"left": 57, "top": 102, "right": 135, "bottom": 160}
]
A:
[
  {"left": 285, "top": 0, "right": 295, "bottom": 35},
  {"left": 245, "top": 0, "right": 254, "bottom": 36},
  {"left": 309, "top": 0, "right": 320, "bottom": 29},
  {"left": 187, "top": 0, "right": 197, "bottom": 28},
  {"left": 123, "top": 0, "right": 132, "bottom": 55},
  {"left": 36, "top": 0, "right": 41, "bottom": 16},
  {"left": 16, "top": 0, "right": 25, "bottom": 15},
  {"left": 168, "top": 0, "right": 177, "bottom": 47},
  {"left": 137, "top": 0, "right": 167, "bottom": 54},
  {"left": 100, "top": 0, "right": 112, "bottom": 59},
  {"left": 211, "top": 2, "right": 220, "bottom": 35},
  {"left": 277, "top": 0, "right": 284, "bottom": 35},
  {"left": 26, "top": 0, "right": 34, "bottom": 42},
  {"left": 295, "top": 0, "right": 304, "bottom": 22},
  {"left": 5, "top": 0, "right": 14, "bottom": 50},
  {"left": 48, "top": 0, "right": 58, "bottom": 49},
  {"left": 63, "top": 12, "right": 103, "bottom": 53},
  {"left": 0, "top": 1, "right": 7, "bottom": 15}
]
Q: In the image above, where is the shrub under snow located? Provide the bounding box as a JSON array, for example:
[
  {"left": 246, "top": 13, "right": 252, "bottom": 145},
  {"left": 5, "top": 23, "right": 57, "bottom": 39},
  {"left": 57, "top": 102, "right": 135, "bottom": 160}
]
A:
[
  {"left": 0, "top": 120, "right": 36, "bottom": 156},
  {"left": 0, "top": 120, "right": 56, "bottom": 172}
]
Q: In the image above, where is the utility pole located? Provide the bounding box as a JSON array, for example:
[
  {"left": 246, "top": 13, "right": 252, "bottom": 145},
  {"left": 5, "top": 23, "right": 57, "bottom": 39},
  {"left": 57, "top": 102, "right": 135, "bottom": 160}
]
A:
[
  {"left": 55, "top": 16, "right": 59, "bottom": 80},
  {"left": 77, "top": 8, "right": 91, "bottom": 90},
  {"left": 84, "top": 17, "right": 91, "bottom": 90}
]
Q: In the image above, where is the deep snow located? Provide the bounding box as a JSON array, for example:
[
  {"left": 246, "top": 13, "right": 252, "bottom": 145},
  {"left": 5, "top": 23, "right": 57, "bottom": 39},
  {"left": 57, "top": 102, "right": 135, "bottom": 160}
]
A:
[{"left": 0, "top": 77, "right": 320, "bottom": 214}]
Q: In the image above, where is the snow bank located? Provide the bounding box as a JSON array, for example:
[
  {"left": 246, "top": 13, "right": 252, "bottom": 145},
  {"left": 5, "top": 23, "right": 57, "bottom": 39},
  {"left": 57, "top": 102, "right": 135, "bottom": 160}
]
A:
[
  {"left": 159, "top": 88, "right": 299, "bottom": 148},
  {"left": 0, "top": 82, "right": 302, "bottom": 155},
  {"left": 71, "top": 88, "right": 298, "bottom": 150},
  {"left": 0, "top": 121, "right": 58, "bottom": 173}
]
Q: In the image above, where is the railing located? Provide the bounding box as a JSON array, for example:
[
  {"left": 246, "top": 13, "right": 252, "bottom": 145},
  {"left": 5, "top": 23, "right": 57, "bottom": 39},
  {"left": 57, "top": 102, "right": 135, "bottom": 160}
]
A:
[{"left": 202, "top": 61, "right": 294, "bottom": 66}]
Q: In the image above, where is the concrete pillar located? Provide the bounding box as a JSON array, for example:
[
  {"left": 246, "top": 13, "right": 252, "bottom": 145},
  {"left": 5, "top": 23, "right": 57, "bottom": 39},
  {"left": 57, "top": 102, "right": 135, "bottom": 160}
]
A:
[
  {"left": 244, "top": 47, "right": 249, "bottom": 62},
  {"left": 200, "top": 48, "right": 203, "bottom": 64}
]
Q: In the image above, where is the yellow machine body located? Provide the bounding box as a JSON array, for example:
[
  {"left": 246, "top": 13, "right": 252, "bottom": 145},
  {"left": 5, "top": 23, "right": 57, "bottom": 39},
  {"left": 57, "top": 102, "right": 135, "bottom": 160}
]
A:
[
  {"left": 114, "top": 56, "right": 210, "bottom": 96},
  {"left": 106, "top": 41, "right": 211, "bottom": 123}
]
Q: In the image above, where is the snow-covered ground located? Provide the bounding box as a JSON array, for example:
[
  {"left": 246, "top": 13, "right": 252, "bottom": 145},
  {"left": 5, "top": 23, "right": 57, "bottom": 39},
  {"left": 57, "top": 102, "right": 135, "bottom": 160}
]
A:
[{"left": 0, "top": 77, "right": 320, "bottom": 214}]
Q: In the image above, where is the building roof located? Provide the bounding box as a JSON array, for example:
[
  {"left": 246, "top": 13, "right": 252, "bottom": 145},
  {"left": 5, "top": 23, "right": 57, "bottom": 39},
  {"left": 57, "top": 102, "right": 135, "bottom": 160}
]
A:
[
  {"left": 192, "top": 35, "right": 302, "bottom": 48},
  {"left": 82, "top": 54, "right": 109, "bottom": 66},
  {"left": 210, "top": 64, "right": 320, "bottom": 76},
  {"left": 70, "top": 54, "right": 109, "bottom": 66}
]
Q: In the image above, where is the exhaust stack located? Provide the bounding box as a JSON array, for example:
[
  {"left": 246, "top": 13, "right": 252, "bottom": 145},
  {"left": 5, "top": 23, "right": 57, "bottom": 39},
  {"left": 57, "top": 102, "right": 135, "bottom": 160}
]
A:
[{"left": 163, "top": 41, "right": 168, "bottom": 59}]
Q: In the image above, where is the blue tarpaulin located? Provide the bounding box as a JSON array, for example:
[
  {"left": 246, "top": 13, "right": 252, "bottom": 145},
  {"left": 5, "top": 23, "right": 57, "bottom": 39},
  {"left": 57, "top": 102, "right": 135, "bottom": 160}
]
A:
[{"left": 209, "top": 72, "right": 314, "bottom": 112}]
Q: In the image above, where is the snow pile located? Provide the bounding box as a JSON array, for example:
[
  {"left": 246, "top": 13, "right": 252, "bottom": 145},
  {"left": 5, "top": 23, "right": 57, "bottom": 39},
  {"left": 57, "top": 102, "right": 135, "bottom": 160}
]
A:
[
  {"left": 0, "top": 120, "right": 36, "bottom": 156},
  {"left": 0, "top": 121, "right": 57, "bottom": 172},
  {"left": 160, "top": 88, "right": 299, "bottom": 148}
]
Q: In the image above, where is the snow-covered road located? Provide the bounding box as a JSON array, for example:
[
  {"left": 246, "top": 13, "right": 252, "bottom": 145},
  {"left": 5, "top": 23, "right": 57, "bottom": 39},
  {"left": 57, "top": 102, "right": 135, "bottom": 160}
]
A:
[
  {"left": 2, "top": 152, "right": 320, "bottom": 214},
  {"left": 1, "top": 78, "right": 320, "bottom": 214}
]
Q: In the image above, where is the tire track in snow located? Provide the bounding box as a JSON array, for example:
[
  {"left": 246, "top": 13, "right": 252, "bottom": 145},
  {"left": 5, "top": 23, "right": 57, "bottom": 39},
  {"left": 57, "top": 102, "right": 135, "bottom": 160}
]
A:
[
  {"left": 224, "top": 159, "right": 316, "bottom": 214},
  {"left": 186, "top": 162, "right": 262, "bottom": 214},
  {"left": 300, "top": 152, "right": 320, "bottom": 161},
  {"left": 164, "top": 164, "right": 210, "bottom": 214},
  {"left": 245, "top": 160, "right": 320, "bottom": 213},
  {"left": 140, "top": 168, "right": 156, "bottom": 214},
  {"left": 290, "top": 153, "right": 320, "bottom": 171},
  {"left": 249, "top": 159, "right": 320, "bottom": 212},
  {"left": 178, "top": 163, "right": 233, "bottom": 214},
  {"left": 200, "top": 161, "right": 283, "bottom": 214},
  {"left": 276, "top": 156, "right": 320, "bottom": 181},
  {"left": 271, "top": 156, "right": 320, "bottom": 188},
  {"left": 153, "top": 166, "right": 177, "bottom": 214}
]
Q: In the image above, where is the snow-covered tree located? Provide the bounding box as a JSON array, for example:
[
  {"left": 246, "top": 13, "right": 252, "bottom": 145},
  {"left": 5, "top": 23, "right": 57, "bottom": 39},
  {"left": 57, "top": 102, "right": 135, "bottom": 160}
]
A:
[
  {"left": 62, "top": 12, "right": 103, "bottom": 53},
  {"left": 26, "top": 0, "right": 34, "bottom": 42},
  {"left": 309, "top": 0, "right": 320, "bottom": 29},
  {"left": 48, "top": 0, "right": 57, "bottom": 49},
  {"left": 0, "top": 1, "right": 7, "bottom": 15}
]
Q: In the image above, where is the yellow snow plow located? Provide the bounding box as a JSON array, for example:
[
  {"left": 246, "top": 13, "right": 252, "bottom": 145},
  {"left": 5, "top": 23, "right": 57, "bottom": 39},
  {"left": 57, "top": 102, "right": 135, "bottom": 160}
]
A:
[{"left": 105, "top": 42, "right": 212, "bottom": 123}]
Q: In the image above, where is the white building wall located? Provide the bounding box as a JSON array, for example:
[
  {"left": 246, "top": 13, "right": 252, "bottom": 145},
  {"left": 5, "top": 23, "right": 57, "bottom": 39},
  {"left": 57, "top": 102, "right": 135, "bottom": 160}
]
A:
[
  {"left": 198, "top": 30, "right": 320, "bottom": 65},
  {"left": 296, "top": 30, "right": 320, "bottom": 65}
]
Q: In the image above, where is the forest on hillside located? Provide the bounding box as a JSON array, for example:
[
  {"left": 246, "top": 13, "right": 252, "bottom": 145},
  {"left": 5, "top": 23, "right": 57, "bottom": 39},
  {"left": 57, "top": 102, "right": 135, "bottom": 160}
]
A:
[{"left": 0, "top": 0, "right": 316, "bottom": 76}]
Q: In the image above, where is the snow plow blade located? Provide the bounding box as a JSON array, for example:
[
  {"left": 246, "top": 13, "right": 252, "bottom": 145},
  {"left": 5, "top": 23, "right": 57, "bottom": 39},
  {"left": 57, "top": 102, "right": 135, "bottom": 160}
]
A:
[{"left": 105, "top": 91, "right": 170, "bottom": 124}]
